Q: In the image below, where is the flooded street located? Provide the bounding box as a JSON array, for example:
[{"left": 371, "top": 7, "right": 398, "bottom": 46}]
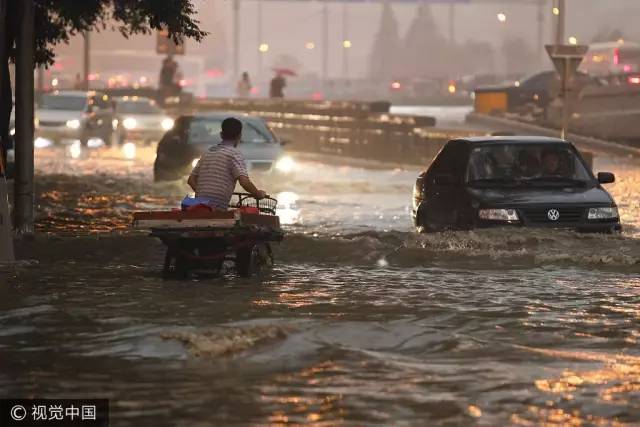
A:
[{"left": 2, "top": 135, "right": 640, "bottom": 425}]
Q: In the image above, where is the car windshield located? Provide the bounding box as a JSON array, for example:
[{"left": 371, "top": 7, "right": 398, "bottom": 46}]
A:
[
  {"left": 41, "top": 95, "right": 87, "bottom": 111},
  {"left": 467, "top": 143, "right": 593, "bottom": 185},
  {"left": 116, "top": 101, "right": 161, "bottom": 115},
  {"left": 187, "top": 118, "right": 270, "bottom": 144}
]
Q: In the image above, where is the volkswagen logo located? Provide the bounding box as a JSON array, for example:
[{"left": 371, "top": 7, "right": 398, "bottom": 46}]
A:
[{"left": 547, "top": 209, "right": 560, "bottom": 221}]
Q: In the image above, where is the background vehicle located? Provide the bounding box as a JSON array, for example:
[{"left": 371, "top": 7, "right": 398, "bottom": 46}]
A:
[
  {"left": 114, "top": 96, "right": 174, "bottom": 145},
  {"left": 35, "top": 90, "right": 115, "bottom": 147},
  {"left": 581, "top": 41, "right": 640, "bottom": 76},
  {"left": 153, "top": 112, "right": 294, "bottom": 181},
  {"left": 412, "top": 136, "right": 621, "bottom": 233}
]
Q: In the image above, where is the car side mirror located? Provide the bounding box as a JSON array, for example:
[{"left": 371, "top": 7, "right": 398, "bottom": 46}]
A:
[
  {"left": 597, "top": 172, "right": 615, "bottom": 184},
  {"left": 434, "top": 174, "right": 457, "bottom": 186}
]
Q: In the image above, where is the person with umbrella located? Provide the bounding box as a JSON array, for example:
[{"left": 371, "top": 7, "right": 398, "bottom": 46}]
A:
[{"left": 269, "top": 68, "right": 296, "bottom": 99}]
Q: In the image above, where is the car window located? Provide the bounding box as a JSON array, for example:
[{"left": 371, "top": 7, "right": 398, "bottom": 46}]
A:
[
  {"left": 466, "top": 144, "right": 592, "bottom": 182},
  {"left": 187, "top": 118, "right": 270, "bottom": 144},
  {"left": 41, "top": 95, "right": 87, "bottom": 111},
  {"left": 188, "top": 118, "right": 223, "bottom": 144},
  {"left": 428, "top": 142, "right": 465, "bottom": 179},
  {"left": 93, "top": 94, "right": 112, "bottom": 110}
]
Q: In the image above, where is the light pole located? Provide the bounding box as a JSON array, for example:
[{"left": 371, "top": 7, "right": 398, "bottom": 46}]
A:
[
  {"left": 341, "top": 3, "right": 349, "bottom": 80},
  {"left": 233, "top": 0, "right": 240, "bottom": 80},
  {"left": 554, "top": 0, "right": 565, "bottom": 46},
  {"left": 257, "top": 0, "right": 263, "bottom": 78},
  {"left": 322, "top": 1, "right": 329, "bottom": 91}
]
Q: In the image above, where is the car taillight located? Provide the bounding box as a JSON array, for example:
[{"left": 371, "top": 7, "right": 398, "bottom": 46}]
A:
[{"left": 628, "top": 76, "right": 640, "bottom": 85}]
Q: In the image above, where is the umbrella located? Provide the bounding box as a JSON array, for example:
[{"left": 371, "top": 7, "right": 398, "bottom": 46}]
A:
[{"left": 272, "top": 68, "right": 298, "bottom": 77}]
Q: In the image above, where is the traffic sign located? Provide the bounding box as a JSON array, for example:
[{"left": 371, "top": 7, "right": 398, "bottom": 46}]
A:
[
  {"left": 545, "top": 44, "right": 588, "bottom": 140},
  {"left": 156, "top": 29, "right": 185, "bottom": 56},
  {"left": 545, "top": 44, "right": 588, "bottom": 82}
]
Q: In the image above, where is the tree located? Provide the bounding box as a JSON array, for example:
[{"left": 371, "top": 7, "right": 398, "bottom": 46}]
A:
[
  {"left": 402, "top": 3, "right": 450, "bottom": 79},
  {"left": 368, "top": 1, "right": 402, "bottom": 81},
  {"left": 1, "top": 0, "right": 207, "bottom": 150}
]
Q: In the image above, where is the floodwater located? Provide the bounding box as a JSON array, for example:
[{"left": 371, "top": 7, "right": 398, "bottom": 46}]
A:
[{"left": 1, "top": 133, "right": 640, "bottom": 425}]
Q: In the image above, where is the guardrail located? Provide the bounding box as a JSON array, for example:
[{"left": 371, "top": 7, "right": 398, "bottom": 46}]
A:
[{"left": 167, "top": 97, "right": 480, "bottom": 166}]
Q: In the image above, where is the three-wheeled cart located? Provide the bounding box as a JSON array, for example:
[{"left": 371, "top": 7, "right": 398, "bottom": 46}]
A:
[{"left": 133, "top": 194, "right": 283, "bottom": 279}]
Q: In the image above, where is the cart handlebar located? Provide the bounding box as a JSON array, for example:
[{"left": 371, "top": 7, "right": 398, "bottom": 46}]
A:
[{"left": 231, "top": 193, "right": 278, "bottom": 215}]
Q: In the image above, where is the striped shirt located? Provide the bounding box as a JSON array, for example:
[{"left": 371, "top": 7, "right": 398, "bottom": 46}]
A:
[{"left": 190, "top": 141, "right": 248, "bottom": 208}]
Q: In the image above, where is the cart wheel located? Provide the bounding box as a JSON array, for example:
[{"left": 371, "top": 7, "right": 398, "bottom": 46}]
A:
[
  {"left": 236, "top": 243, "right": 273, "bottom": 278},
  {"left": 163, "top": 249, "right": 188, "bottom": 280}
]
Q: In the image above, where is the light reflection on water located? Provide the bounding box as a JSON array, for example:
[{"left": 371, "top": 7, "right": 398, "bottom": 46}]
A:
[{"left": 1, "top": 144, "right": 636, "bottom": 425}]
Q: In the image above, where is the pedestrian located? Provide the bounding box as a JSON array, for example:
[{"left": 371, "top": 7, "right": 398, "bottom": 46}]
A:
[
  {"left": 269, "top": 73, "right": 286, "bottom": 98},
  {"left": 236, "top": 72, "right": 252, "bottom": 98},
  {"left": 73, "top": 73, "right": 83, "bottom": 90}
]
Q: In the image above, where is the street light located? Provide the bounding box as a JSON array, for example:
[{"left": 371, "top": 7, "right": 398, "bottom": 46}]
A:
[
  {"left": 342, "top": 40, "right": 352, "bottom": 49},
  {"left": 497, "top": 12, "right": 507, "bottom": 23},
  {"left": 552, "top": 7, "right": 560, "bottom": 15},
  {"left": 258, "top": 43, "right": 269, "bottom": 53},
  {"left": 305, "top": 41, "right": 315, "bottom": 50},
  {"left": 568, "top": 36, "right": 577, "bottom": 45}
]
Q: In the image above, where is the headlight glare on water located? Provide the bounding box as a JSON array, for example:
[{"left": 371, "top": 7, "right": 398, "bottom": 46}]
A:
[
  {"left": 588, "top": 207, "right": 619, "bottom": 220},
  {"left": 161, "top": 118, "right": 175, "bottom": 131},
  {"left": 122, "top": 142, "right": 137, "bottom": 160},
  {"left": 275, "top": 155, "right": 295, "bottom": 173},
  {"left": 478, "top": 208, "right": 519, "bottom": 221}
]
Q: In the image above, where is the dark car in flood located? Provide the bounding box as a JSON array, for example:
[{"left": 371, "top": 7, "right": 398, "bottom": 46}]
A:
[
  {"left": 153, "top": 112, "right": 293, "bottom": 181},
  {"left": 412, "top": 136, "right": 621, "bottom": 233}
]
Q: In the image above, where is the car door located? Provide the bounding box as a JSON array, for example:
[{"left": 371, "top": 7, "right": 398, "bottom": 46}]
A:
[{"left": 423, "top": 141, "right": 467, "bottom": 230}]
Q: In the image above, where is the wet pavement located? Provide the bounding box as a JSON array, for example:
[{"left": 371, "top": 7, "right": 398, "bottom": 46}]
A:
[{"left": 1, "top": 127, "right": 640, "bottom": 425}]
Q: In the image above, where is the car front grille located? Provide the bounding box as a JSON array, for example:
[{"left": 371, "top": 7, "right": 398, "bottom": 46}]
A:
[
  {"left": 521, "top": 207, "right": 585, "bottom": 224},
  {"left": 39, "top": 120, "right": 66, "bottom": 127}
]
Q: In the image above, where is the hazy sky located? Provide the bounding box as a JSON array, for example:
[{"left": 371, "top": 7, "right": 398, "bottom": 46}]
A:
[{"left": 56, "top": 0, "right": 640, "bottom": 83}]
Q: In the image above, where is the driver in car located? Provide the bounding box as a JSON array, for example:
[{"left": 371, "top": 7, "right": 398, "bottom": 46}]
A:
[
  {"left": 540, "top": 150, "right": 566, "bottom": 176},
  {"left": 188, "top": 117, "right": 267, "bottom": 209}
]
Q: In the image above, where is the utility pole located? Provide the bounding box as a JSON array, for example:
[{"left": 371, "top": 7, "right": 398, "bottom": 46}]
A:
[
  {"left": 537, "top": 0, "right": 545, "bottom": 65},
  {"left": 257, "top": 0, "right": 263, "bottom": 79},
  {"left": 448, "top": 4, "right": 455, "bottom": 44},
  {"left": 15, "top": 0, "right": 35, "bottom": 235},
  {"left": 83, "top": 31, "right": 90, "bottom": 91},
  {"left": 555, "top": 0, "right": 565, "bottom": 45},
  {"left": 233, "top": 0, "right": 240, "bottom": 80},
  {"left": 322, "top": 1, "right": 329, "bottom": 91},
  {"left": 342, "top": 3, "right": 349, "bottom": 80}
]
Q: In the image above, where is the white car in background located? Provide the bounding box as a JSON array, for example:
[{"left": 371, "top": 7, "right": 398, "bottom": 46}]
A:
[
  {"left": 35, "top": 90, "right": 115, "bottom": 148},
  {"left": 113, "top": 96, "right": 174, "bottom": 146}
]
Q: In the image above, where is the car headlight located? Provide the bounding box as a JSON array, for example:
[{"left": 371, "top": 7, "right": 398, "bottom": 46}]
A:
[
  {"left": 191, "top": 158, "right": 199, "bottom": 168},
  {"left": 122, "top": 142, "right": 137, "bottom": 160},
  {"left": 66, "top": 119, "right": 81, "bottom": 129},
  {"left": 161, "top": 118, "right": 175, "bottom": 131},
  {"left": 588, "top": 207, "right": 619, "bottom": 220},
  {"left": 275, "top": 155, "right": 295, "bottom": 173},
  {"left": 478, "top": 208, "right": 519, "bottom": 221},
  {"left": 122, "top": 117, "right": 137, "bottom": 130}
]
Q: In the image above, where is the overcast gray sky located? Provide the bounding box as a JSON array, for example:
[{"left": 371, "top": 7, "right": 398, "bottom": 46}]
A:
[{"left": 56, "top": 0, "right": 640, "bottom": 82}]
